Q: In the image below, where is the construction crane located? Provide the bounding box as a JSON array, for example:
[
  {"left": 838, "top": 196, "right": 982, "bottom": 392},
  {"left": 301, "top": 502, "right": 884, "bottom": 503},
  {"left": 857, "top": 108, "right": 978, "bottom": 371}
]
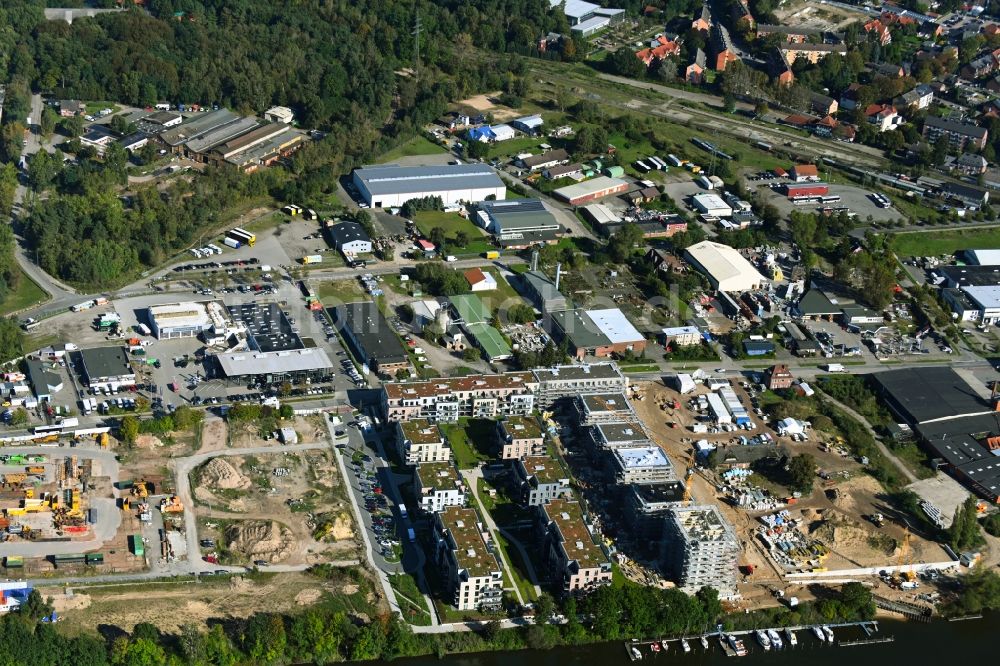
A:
[{"left": 682, "top": 468, "right": 694, "bottom": 505}]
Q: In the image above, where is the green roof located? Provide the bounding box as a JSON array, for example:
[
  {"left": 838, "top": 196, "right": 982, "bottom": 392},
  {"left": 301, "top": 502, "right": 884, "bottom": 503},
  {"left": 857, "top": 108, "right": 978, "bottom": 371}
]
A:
[
  {"left": 466, "top": 323, "right": 512, "bottom": 360},
  {"left": 450, "top": 294, "right": 491, "bottom": 325}
]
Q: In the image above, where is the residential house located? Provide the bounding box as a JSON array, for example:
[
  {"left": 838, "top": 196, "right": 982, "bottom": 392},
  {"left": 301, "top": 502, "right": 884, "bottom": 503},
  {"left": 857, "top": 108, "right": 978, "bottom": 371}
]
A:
[
  {"left": 692, "top": 4, "right": 712, "bottom": 33},
  {"left": 863, "top": 18, "right": 892, "bottom": 45},
  {"left": 895, "top": 84, "right": 934, "bottom": 110},
  {"left": 395, "top": 419, "right": 452, "bottom": 464},
  {"left": 864, "top": 104, "right": 901, "bottom": 132},
  {"left": 636, "top": 34, "right": 681, "bottom": 66},
  {"left": 463, "top": 268, "right": 497, "bottom": 292},
  {"left": 942, "top": 181, "right": 989, "bottom": 207},
  {"left": 781, "top": 43, "right": 847, "bottom": 65},
  {"left": 535, "top": 499, "right": 612, "bottom": 594},
  {"left": 517, "top": 149, "right": 570, "bottom": 171},
  {"left": 414, "top": 461, "right": 466, "bottom": 513},
  {"left": 767, "top": 364, "right": 794, "bottom": 390},
  {"left": 686, "top": 48, "right": 707, "bottom": 84},
  {"left": 496, "top": 416, "right": 546, "bottom": 459},
  {"left": 870, "top": 61, "right": 906, "bottom": 78},
  {"left": 953, "top": 153, "right": 989, "bottom": 175},
  {"left": 513, "top": 455, "right": 571, "bottom": 506},
  {"left": 712, "top": 23, "right": 739, "bottom": 71},
  {"left": 732, "top": 0, "right": 755, "bottom": 29},
  {"left": 810, "top": 93, "right": 838, "bottom": 116},
  {"left": 434, "top": 506, "right": 503, "bottom": 611},
  {"left": 839, "top": 83, "right": 862, "bottom": 111},
  {"left": 59, "top": 100, "right": 83, "bottom": 117},
  {"left": 923, "top": 116, "right": 988, "bottom": 150}
]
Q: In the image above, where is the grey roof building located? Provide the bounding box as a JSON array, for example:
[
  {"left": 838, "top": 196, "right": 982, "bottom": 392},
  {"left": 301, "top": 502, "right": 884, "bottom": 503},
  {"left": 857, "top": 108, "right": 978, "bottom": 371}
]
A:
[
  {"left": 518, "top": 270, "right": 568, "bottom": 313},
  {"left": 351, "top": 163, "right": 506, "bottom": 208},
  {"left": 475, "top": 199, "right": 562, "bottom": 246},
  {"left": 589, "top": 421, "right": 653, "bottom": 451},
  {"left": 513, "top": 455, "right": 572, "bottom": 506},
  {"left": 25, "top": 359, "right": 63, "bottom": 401},
  {"left": 214, "top": 348, "right": 334, "bottom": 382},
  {"left": 328, "top": 221, "right": 373, "bottom": 255},
  {"left": 78, "top": 347, "right": 135, "bottom": 389},
  {"left": 331, "top": 301, "right": 410, "bottom": 375},
  {"left": 530, "top": 362, "right": 627, "bottom": 408},
  {"left": 611, "top": 446, "right": 676, "bottom": 485}
]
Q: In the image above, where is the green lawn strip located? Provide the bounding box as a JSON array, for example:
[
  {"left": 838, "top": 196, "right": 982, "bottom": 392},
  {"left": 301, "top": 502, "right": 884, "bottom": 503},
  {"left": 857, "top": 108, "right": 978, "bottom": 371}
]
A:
[
  {"left": 620, "top": 364, "right": 660, "bottom": 373},
  {"left": 316, "top": 278, "right": 366, "bottom": 304},
  {"left": 492, "top": 529, "right": 538, "bottom": 602},
  {"left": 0, "top": 267, "right": 48, "bottom": 316},
  {"left": 439, "top": 418, "right": 493, "bottom": 468},
  {"left": 412, "top": 210, "right": 493, "bottom": 256},
  {"left": 377, "top": 135, "right": 448, "bottom": 162},
  {"left": 388, "top": 572, "right": 432, "bottom": 626},
  {"left": 890, "top": 227, "right": 1000, "bottom": 257}
]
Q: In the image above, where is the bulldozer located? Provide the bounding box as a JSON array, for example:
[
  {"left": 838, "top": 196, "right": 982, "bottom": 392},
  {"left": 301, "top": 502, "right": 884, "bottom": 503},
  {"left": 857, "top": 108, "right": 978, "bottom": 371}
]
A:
[{"left": 159, "top": 496, "right": 183, "bottom": 513}]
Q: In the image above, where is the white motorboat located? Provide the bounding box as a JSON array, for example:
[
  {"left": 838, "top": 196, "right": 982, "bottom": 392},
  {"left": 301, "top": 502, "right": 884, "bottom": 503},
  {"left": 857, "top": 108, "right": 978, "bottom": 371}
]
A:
[
  {"left": 681, "top": 638, "right": 691, "bottom": 653},
  {"left": 755, "top": 630, "right": 771, "bottom": 651},
  {"left": 700, "top": 636, "right": 709, "bottom": 650},
  {"left": 785, "top": 628, "right": 798, "bottom": 647},
  {"left": 823, "top": 626, "right": 835, "bottom": 642},
  {"left": 812, "top": 626, "right": 826, "bottom": 642},
  {"left": 767, "top": 629, "right": 783, "bottom": 649}
]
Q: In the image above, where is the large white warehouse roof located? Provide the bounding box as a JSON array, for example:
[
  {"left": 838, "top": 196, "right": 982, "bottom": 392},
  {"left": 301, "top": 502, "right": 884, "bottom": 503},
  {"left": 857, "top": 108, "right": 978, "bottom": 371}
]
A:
[
  {"left": 352, "top": 163, "right": 504, "bottom": 198},
  {"left": 684, "top": 240, "right": 768, "bottom": 292}
]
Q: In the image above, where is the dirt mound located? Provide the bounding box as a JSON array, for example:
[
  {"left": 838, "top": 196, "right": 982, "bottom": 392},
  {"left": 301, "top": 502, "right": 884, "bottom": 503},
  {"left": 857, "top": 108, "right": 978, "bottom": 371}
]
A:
[
  {"left": 135, "top": 434, "right": 163, "bottom": 449},
  {"left": 295, "top": 589, "right": 322, "bottom": 605},
  {"left": 225, "top": 520, "right": 292, "bottom": 562},
  {"left": 201, "top": 458, "right": 250, "bottom": 490}
]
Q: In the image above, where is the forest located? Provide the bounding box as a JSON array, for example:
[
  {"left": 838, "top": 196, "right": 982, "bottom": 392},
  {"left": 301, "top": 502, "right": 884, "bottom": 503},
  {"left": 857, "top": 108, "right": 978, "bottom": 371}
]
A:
[{"left": 0, "top": 0, "right": 565, "bottom": 288}]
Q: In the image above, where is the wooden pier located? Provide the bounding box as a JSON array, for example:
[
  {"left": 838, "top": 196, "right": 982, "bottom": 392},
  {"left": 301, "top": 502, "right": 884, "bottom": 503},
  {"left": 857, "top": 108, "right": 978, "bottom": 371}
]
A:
[{"left": 623, "top": 620, "right": 881, "bottom": 658}]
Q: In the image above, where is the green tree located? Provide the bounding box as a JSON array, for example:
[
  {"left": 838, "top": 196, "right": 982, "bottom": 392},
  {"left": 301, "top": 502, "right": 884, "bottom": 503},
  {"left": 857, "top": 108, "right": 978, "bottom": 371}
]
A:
[
  {"left": 608, "top": 47, "right": 645, "bottom": 78},
  {"left": 243, "top": 613, "right": 287, "bottom": 665},
  {"left": 40, "top": 106, "right": 58, "bottom": 138},
  {"left": 462, "top": 347, "right": 480, "bottom": 362},
  {"left": 950, "top": 496, "right": 984, "bottom": 552},
  {"left": 786, "top": 453, "right": 816, "bottom": 493},
  {"left": 9, "top": 407, "right": 28, "bottom": 427},
  {"left": 119, "top": 415, "right": 140, "bottom": 444}
]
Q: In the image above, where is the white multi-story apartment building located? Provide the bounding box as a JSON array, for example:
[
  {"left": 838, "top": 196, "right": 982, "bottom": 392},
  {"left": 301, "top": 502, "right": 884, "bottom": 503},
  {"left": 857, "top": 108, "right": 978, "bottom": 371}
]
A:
[
  {"left": 414, "top": 461, "right": 466, "bottom": 513},
  {"left": 395, "top": 419, "right": 452, "bottom": 464},
  {"left": 382, "top": 373, "right": 536, "bottom": 423},
  {"left": 434, "top": 506, "right": 504, "bottom": 611},
  {"left": 496, "top": 416, "right": 546, "bottom": 459}
]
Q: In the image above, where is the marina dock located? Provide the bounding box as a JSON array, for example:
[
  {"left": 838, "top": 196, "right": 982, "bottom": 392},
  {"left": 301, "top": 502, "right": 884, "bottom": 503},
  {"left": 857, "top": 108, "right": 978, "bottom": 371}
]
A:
[{"left": 625, "top": 620, "right": 880, "bottom": 659}]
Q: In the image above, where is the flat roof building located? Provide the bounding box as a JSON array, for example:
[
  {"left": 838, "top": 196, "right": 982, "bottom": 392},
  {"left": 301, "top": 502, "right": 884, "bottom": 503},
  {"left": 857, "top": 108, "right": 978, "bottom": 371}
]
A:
[
  {"left": 547, "top": 308, "right": 647, "bottom": 359},
  {"left": 475, "top": 199, "right": 562, "bottom": 247},
  {"left": 434, "top": 506, "right": 504, "bottom": 611},
  {"left": 264, "top": 106, "right": 294, "bottom": 124},
  {"left": 396, "top": 418, "right": 452, "bottom": 464},
  {"left": 148, "top": 301, "right": 217, "bottom": 339},
  {"left": 576, "top": 392, "right": 637, "bottom": 425},
  {"left": 159, "top": 109, "right": 241, "bottom": 147},
  {"left": 589, "top": 421, "right": 654, "bottom": 451},
  {"left": 414, "top": 461, "right": 465, "bottom": 513},
  {"left": 382, "top": 372, "right": 535, "bottom": 422},
  {"left": 78, "top": 347, "right": 136, "bottom": 391},
  {"left": 531, "top": 363, "right": 627, "bottom": 408},
  {"left": 496, "top": 416, "right": 546, "bottom": 459},
  {"left": 228, "top": 303, "right": 302, "bottom": 352},
  {"left": 351, "top": 164, "right": 506, "bottom": 208},
  {"left": 684, "top": 240, "right": 768, "bottom": 292},
  {"left": 514, "top": 455, "right": 571, "bottom": 506},
  {"left": 213, "top": 348, "right": 334, "bottom": 384},
  {"left": 625, "top": 483, "right": 685, "bottom": 542},
  {"left": 611, "top": 446, "right": 676, "bottom": 485},
  {"left": 25, "top": 359, "right": 63, "bottom": 402},
  {"left": 535, "top": 498, "right": 612, "bottom": 594},
  {"left": 662, "top": 504, "right": 740, "bottom": 597},
  {"left": 553, "top": 176, "right": 629, "bottom": 205},
  {"left": 331, "top": 302, "right": 410, "bottom": 376},
  {"left": 692, "top": 193, "right": 733, "bottom": 217}
]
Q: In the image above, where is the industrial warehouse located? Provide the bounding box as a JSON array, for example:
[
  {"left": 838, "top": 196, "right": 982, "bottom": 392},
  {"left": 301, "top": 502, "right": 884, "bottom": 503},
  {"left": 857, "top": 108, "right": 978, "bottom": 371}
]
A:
[{"left": 350, "top": 164, "right": 506, "bottom": 208}]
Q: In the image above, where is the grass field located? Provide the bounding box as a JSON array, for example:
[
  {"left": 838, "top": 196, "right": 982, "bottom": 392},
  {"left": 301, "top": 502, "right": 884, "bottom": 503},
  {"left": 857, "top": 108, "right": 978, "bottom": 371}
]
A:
[
  {"left": 0, "top": 268, "right": 48, "bottom": 316},
  {"left": 889, "top": 227, "right": 1000, "bottom": 257},
  {"left": 377, "top": 135, "right": 447, "bottom": 163},
  {"left": 316, "top": 278, "right": 365, "bottom": 304},
  {"left": 412, "top": 211, "right": 493, "bottom": 256},
  {"left": 439, "top": 418, "right": 495, "bottom": 468},
  {"left": 388, "top": 572, "right": 432, "bottom": 626}
]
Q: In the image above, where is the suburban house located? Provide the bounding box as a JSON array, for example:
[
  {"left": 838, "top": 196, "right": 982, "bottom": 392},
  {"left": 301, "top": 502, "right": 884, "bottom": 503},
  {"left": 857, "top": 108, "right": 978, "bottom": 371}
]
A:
[
  {"left": 686, "top": 49, "right": 707, "bottom": 84},
  {"left": 464, "top": 268, "right": 498, "bottom": 292},
  {"left": 864, "top": 104, "right": 901, "bottom": 132}
]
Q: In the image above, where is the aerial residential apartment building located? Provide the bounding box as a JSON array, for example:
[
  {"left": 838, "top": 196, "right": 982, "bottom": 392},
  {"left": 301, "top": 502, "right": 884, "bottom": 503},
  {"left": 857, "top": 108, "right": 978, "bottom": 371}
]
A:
[
  {"left": 589, "top": 422, "right": 655, "bottom": 451},
  {"left": 530, "top": 363, "right": 628, "bottom": 408},
  {"left": 382, "top": 372, "right": 536, "bottom": 422},
  {"left": 922, "top": 116, "right": 989, "bottom": 151},
  {"left": 413, "top": 461, "right": 466, "bottom": 513},
  {"left": 536, "top": 499, "right": 612, "bottom": 594},
  {"left": 496, "top": 416, "right": 546, "bottom": 459},
  {"left": 662, "top": 504, "right": 740, "bottom": 597},
  {"left": 434, "top": 506, "right": 504, "bottom": 611},
  {"left": 611, "top": 446, "right": 676, "bottom": 485},
  {"left": 575, "top": 392, "right": 637, "bottom": 425},
  {"left": 513, "top": 455, "right": 572, "bottom": 506},
  {"left": 395, "top": 419, "right": 452, "bottom": 464}
]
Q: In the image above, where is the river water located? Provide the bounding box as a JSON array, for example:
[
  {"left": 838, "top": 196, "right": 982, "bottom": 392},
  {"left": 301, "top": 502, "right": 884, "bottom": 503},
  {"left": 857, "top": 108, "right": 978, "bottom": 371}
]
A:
[{"left": 376, "top": 616, "right": 995, "bottom": 666}]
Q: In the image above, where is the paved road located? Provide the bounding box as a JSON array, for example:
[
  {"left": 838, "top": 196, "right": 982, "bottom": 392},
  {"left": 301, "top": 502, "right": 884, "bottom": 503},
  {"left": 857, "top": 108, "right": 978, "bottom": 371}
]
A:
[
  {"left": 172, "top": 438, "right": 332, "bottom": 574},
  {"left": 10, "top": 94, "right": 79, "bottom": 313}
]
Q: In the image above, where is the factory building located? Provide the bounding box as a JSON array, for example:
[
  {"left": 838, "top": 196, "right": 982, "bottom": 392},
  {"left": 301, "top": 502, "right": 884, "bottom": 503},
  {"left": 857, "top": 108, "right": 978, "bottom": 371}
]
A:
[
  {"left": 331, "top": 302, "right": 410, "bottom": 377},
  {"left": 546, "top": 308, "right": 647, "bottom": 359},
  {"left": 475, "top": 199, "right": 562, "bottom": 248},
  {"left": 684, "top": 240, "right": 768, "bottom": 292},
  {"left": 212, "top": 348, "right": 334, "bottom": 385},
  {"left": 351, "top": 164, "right": 506, "bottom": 208},
  {"left": 552, "top": 176, "right": 629, "bottom": 205},
  {"left": 147, "top": 301, "right": 230, "bottom": 339},
  {"left": 78, "top": 347, "right": 136, "bottom": 391}
]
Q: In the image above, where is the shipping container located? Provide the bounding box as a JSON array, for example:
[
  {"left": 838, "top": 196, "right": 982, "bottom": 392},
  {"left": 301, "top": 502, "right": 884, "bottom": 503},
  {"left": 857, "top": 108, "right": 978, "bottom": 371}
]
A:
[
  {"left": 4, "top": 556, "right": 24, "bottom": 568},
  {"left": 129, "top": 534, "right": 144, "bottom": 557},
  {"left": 137, "top": 323, "right": 151, "bottom": 336}
]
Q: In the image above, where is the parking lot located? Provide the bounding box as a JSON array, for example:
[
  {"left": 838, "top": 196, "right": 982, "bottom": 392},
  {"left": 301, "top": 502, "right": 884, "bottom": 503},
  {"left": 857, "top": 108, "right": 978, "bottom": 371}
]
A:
[{"left": 754, "top": 179, "right": 902, "bottom": 223}]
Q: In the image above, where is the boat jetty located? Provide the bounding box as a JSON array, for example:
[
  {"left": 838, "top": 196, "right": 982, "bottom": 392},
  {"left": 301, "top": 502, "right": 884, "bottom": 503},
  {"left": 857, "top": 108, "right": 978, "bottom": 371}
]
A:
[{"left": 625, "top": 620, "right": 879, "bottom": 660}]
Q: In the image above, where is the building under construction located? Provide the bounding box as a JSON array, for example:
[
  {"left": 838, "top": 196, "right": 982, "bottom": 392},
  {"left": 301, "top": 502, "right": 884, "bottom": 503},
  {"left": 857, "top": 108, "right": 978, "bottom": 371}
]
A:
[{"left": 662, "top": 504, "right": 740, "bottom": 598}]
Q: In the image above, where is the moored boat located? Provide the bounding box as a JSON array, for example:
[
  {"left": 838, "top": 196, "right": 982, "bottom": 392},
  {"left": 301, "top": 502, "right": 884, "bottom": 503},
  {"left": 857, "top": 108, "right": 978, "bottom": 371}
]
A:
[
  {"left": 823, "top": 626, "right": 835, "bottom": 642},
  {"left": 785, "top": 628, "right": 798, "bottom": 647},
  {"left": 727, "top": 634, "right": 748, "bottom": 657},
  {"left": 700, "top": 636, "right": 709, "bottom": 650},
  {"left": 767, "top": 629, "right": 783, "bottom": 649},
  {"left": 812, "top": 626, "right": 826, "bottom": 642},
  {"left": 755, "top": 630, "right": 771, "bottom": 651},
  {"left": 681, "top": 638, "right": 691, "bottom": 653},
  {"left": 631, "top": 647, "right": 643, "bottom": 660},
  {"left": 651, "top": 642, "right": 661, "bottom": 654},
  {"left": 661, "top": 640, "right": 669, "bottom": 651}
]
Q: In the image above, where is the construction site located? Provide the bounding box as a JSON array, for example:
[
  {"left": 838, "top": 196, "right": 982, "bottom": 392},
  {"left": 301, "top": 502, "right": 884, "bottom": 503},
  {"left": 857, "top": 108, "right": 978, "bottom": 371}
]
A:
[
  {"left": 618, "top": 377, "right": 953, "bottom": 602},
  {"left": 0, "top": 433, "right": 152, "bottom": 575},
  {"left": 191, "top": 447, "right": 358, "bottom": 567}
]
